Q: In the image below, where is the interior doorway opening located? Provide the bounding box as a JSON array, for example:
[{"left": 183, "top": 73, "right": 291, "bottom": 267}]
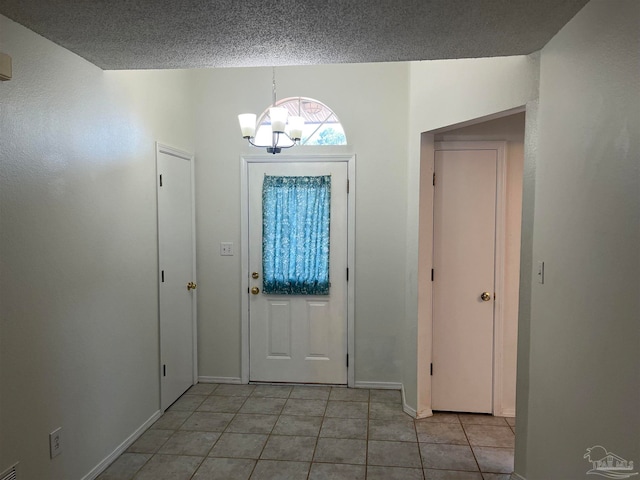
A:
[{"left": 417, "top": 109, "right": 526, "bottom": 420}]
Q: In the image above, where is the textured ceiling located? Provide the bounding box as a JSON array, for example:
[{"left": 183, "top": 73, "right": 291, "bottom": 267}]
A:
[{"left": 0, "top": 0, "right": 589, "bottom": 70}]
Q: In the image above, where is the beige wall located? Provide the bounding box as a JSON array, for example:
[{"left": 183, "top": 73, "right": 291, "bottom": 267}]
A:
[
  {"left": 515, "top": 1, "right": 640, "bottom": 478},
  {"left": 0, "top": 16, "right": 194, "bottom": 479}
]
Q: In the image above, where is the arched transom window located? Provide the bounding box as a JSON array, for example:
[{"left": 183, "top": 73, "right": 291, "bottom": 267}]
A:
[{"left": 255, "top": 97, "right": 347, "bottom": 147}]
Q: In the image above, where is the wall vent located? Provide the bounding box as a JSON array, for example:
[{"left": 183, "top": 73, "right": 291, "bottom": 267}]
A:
[{"left": 0, "top": 463, "right": 18, "bottom": 480}]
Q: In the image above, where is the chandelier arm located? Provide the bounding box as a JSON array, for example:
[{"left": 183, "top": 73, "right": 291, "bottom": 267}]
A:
[{"left": 245, "top": 132, "right": 297, "bottom": 152}]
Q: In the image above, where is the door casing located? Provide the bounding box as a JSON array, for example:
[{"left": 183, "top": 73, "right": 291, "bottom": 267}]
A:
[{"left": 240, "top": 154, "right": 356, "bottom": 387}]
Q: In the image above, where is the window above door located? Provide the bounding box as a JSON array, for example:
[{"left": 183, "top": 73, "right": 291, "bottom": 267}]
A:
[{"left": 255, "top": 97, "right": 347, "bottom": 147}]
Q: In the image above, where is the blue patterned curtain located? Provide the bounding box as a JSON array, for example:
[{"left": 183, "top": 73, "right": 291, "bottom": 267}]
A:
[{"left": 262, "top": 175, "right": 331, "bottom": 295}]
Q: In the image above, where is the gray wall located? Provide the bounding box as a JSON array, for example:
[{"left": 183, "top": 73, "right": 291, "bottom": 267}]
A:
[{"left": 515, "top": 1, "right": 640, "bottom": 478}]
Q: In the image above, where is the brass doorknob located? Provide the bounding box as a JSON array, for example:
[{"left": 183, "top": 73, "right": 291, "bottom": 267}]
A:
[
  {"left": 251, "top": 287, "right": 260, "bottom": 295},
  {"left": 187, "top": 282, "right": 197, "bottom": 291},
  {"left": 252, "top": 272, "right": 260, "bottom": 279},
  {"left": 480, "top": 292, "right": 491, "bottom": 301}
]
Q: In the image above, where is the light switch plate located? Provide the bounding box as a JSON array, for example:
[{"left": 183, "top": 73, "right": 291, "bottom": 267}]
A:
[
  {"left": 537, "top": 261, "right": 545, "bottom": 284},
  {"left": 220, "top": 242, "right": 233, "bottom": 256}
]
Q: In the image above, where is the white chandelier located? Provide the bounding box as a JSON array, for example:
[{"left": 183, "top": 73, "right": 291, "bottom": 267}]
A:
[{"left": 238, "top": 69, "right": 304, "bottom": 154}]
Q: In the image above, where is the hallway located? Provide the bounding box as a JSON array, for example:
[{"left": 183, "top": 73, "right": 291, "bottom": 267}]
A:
[{"left": 98, "top": 384, "right": 515, "bottom": 479}]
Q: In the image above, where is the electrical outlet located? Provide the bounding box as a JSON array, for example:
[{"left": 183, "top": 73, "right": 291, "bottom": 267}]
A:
[
  {"left": 49, "top": 427, "right": 62, "bottom": 458},
  {"left": 220, "top": 242, "right": 234, "bottom": 256}
]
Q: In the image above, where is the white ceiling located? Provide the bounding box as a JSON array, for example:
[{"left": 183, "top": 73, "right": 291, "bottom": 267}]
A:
[{"left": 0, "top": 0, "right": 589, "bottom": 70}]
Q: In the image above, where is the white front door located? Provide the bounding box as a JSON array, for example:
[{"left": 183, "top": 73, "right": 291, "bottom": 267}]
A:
[
  {"left": 157, "top": 144, "right": 196, "bottom": 410},
  {"left": 248, "top": 161, "right": 348, "bottom": 384},
  {"left": 432, "top": 145, "right": 497, "bottom": 413}
]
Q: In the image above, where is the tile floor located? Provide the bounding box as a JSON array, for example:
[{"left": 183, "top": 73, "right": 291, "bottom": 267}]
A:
[{"left": 98, "top": 384, "right": 515, "bottom": 480}]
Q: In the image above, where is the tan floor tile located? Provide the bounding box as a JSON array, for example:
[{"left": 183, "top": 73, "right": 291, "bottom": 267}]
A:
[
  {"left": 369, "top": 418, "right": 418, "bottom": 442},
  {"left": 209, "top": 432, "right": 268, "bottom": 459},
  {"left": 320, "top": 417, "right": 368, "bottom": 439},
  {"left": 134, "top": 454, "right": 202, "bottom": 480},
  {"left": 282, "top": 398, "right": 327, "bottom": 416},
  {"left": 416, "top": 412, "right": 461, "bottom": 424},
  {"left": 213, "top": 384, "right": 256, "bottom": 397},
  {"left": 289, "top": 386, "right": 331, "bottom": 400},
  {"left": 472, "top": 447, "right": 514, "bottom": 474},
  {"left": 329, "top": 387, "right": 370, "bottom": 402},
  {"left": 272, "top": 415, "right": 323, "bottom": 436},
  {"left": 370, "top": 389, "right": 402, "bottom": 404},
  {"left": 368, "top": 440, "right": 422, "bottom": 468},
  {"left": 250, "top": 460, "right": 310, "bottom": 479},
  {"left": 158, "top": 430, "right": 220, "bottom": 456},
  {"left": 367, "top": 465, "right": 424, "bottom": 480},
  {"left": 180, "top": 412, "right": 234, "bottom": 432},
  {"left": 168, "top": 394, "right": 207, "bottom": 412},
  {"left": 261, "top": 435, "right": 317, "bottom": 462},
  {"left": 416, "top": 422, "right": 468, "bottom": 445},
  {"left": 96, "top": 453, "right": 150, "bottom": 480},
  {"left": 325, "top": 400, "right": 368, "bottom": 419},
  {"left": 240, "top": 397, "right": 287, "bottom": 415},
  {"left": 420, "top": 443, "right": 478, "bottom": 472},
  {"left": 251, "top": 385, "right": 292, "bottom": 398},
  {"left": 198, "top": 395, "right": 246, "bottom": 413},
  {"left": 463, "top": 425, "right": 514, "bottom": 448},
  {"left": 226, "top": 414, "right": 279, "bottom": 434},
  {"left": 150, "top": 411, "right": 191, "bottom": 430},
  {"left": 187, "top": 383, "right": 219, "bottom": 395},
  {"left": 126, "top": 429, "right": 172, "bottom": 454},
  {"left": 309, "top": 463, "right": 366, "bottom": 479},
  {"left": 313, "top": 437, "right": 367, "bottom": 464},
  {"left": 458, "top": 414, "right": 508, "bottom": 427},
  {"left": 424, "top": 469, "right": 483, "bottom": 479},
  {"left": 193, "top": 458, "right": 255, "bottom": 480}
]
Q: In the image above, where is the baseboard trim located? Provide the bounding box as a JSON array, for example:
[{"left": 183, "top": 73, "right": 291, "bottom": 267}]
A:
[
  {"left": 81, "top": 409, "right": 161, "bottom": 480},
  {"left": 511, "top": 473, "right": 526, "bottom": 480},
  {"left": 401, "top": 385, "right": 417, "bottom": 418},
  {"left": 354, "top": 381, "right": 402, "bottom": 390},
  {"left": 198, "top": 376, "right": 242, "bottom": 384}
]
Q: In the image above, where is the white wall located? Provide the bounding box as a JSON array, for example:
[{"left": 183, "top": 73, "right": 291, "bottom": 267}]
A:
[
  {"left": 406, "top": 56, "right": 539, "bottom": 414},
  {"left": 516, "top": 1, "right": 640, "bottom": 478},
  {"left": 435, "top": 112, "right": 525, "bottom": 415},
  {"left": 0, "top": 16, "right": 194, "bottom": 479},
  {"left": 191, "top": 63, "right": 410, "bottom": 386}
]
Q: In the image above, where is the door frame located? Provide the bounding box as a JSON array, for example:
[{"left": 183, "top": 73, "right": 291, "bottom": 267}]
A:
[
  {"left": 155, "top": 142, "right": 198, "bottom": 409},
  {"left": 431, "top": 141, "right": 508, "bottom": 415},
  {"left": 240, "top": 154, "right": 356, "bottom": 387}
]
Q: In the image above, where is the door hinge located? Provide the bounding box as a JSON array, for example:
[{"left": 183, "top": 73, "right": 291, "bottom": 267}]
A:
[
  {"left": 161, "top": 270, "right": 165, "bottom": 283},
  {"left": 433, "top": 173, "right": 435, "bottom": 186},
  {"left": 346, "top": 354, "right": 349, "bottom": 367},
  {"left": 159, "top": 174, "right": 163, "bottom": 187},
  {"left": 431, "top": 269, "right": 434, "bottom": 281},
  {"left": 347, "top": 180, "right": 350, "bottom": 194},
  {"left": 163, "top": 364, "right": 166, "bottom": 377},
  {"left": 346, "top": 268, "right": 349, "bottom": 282},
  {"left": 430, "top": 363, "right": 433, "bottom": 376}
]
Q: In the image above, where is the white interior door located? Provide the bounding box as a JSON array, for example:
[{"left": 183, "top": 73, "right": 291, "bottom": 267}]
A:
[
  {"left": 432, "top": 146, "right": 497, "bottom": 413},
  {"left": 248, "top": 161, "right": 348, "bottom": 384},
  {"left": 157, "top": 145, "right": 196, "bottom": 410}
]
